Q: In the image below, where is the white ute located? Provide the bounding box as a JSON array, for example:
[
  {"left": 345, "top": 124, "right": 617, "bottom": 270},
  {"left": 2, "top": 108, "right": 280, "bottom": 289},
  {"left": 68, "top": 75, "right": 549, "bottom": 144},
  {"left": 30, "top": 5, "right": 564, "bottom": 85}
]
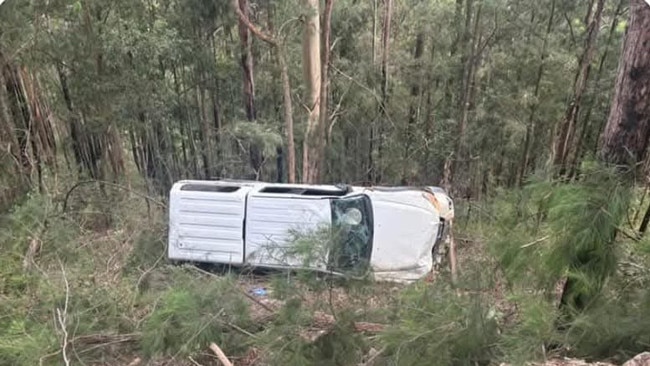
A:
[{"left": 167, "top": 180, "right": 454, "bottom": 283}]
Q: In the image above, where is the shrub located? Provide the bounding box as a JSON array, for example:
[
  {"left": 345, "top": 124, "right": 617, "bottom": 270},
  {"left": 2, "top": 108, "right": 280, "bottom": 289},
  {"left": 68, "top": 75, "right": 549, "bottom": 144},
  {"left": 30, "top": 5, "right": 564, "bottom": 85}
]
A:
[
  {"left": 379, "top": 273, "right": 500, "bottom": 366},
  {"left": 140, "top": 272, "right": 252, "bottom": 358}
]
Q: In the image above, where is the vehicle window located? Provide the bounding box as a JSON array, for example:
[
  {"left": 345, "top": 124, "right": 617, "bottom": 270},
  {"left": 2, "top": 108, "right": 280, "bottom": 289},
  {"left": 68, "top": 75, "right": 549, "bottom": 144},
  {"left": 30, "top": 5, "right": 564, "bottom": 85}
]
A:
[
  {"left": 329, "top": 195, "right": 374, "bottom": 273},
  {"left": 180, "top": 184, "right": 240, "bottom": 192},
  {"left": 258, "top": 186, "right": 348, "bottom": 196}
]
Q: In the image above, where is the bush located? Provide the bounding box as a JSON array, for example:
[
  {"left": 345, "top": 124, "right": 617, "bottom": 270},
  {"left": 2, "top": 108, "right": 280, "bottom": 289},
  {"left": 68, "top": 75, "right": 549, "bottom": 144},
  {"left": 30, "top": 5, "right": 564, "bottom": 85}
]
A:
[
  {"left": 497, "top": 292, "right": 563, "bottom": 364},
  {"left": 0, "top": 316, "right": 58, "bottom": 366},
  {"left": 140, "top": 271, "right": 252, "bottom": 358},
  {"left": 379, "top": 273, "right": 500, "bottom": 366}
]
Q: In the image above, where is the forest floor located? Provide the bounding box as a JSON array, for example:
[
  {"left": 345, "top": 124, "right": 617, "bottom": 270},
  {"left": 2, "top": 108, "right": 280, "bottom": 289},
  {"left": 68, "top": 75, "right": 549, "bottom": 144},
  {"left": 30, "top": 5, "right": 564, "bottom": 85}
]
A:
[{"left": 3, "top": 189, "right": 648, "bottom": 366}]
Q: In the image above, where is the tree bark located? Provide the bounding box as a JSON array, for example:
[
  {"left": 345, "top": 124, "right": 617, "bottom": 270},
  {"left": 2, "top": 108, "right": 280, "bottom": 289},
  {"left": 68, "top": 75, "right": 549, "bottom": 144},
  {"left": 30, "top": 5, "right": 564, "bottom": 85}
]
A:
[
  {"left": 197, "top": 83, "right": 213, "bottom": 179},
  {"left": 312, "top": 0, "right": 335, "bottom": 184},
  {"left": 599, "top": 0, "right": 650, "bottom": 166},
  {"left": 571, "top": 0, "right": 626, "bottom": 177},
  {"left": 278, "top": 49, "right": 296, "bottom": 183},
  {"left": 301, "top": 0, "right": 322, "bottom": 183}
]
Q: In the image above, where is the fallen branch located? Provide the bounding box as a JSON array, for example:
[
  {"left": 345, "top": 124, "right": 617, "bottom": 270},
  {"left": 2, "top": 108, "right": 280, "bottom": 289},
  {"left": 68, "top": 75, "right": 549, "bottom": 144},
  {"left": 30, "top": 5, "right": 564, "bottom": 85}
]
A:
[
  {"left": 312, "top": 311, "right": 385, "bottom": 334},
  {"left": 219, "top": 319, "right": 258, "bottom": 339},
  {"left": 361, "top": 346, "right": 387, "bottom": 366},
  {"left": 55, "top": 259, "right": 71, "bottom": 366},
  {"left": 520, "top": 235, "right": 550, "bottom": 249},
  {"left": 188, "top": 356, "right": 204, "bottom": 366},
  {"left": 127, "top": 358, "right": 141, "bottom": 366},
  {"left": 209, "top": 342, "right": 234, "bottom": 366},
  {"left": 71, "top": 332, "right": 140, "bottom": 345},
  {"left": 70, "top": 332, "right": 140, "bottom": 355}
]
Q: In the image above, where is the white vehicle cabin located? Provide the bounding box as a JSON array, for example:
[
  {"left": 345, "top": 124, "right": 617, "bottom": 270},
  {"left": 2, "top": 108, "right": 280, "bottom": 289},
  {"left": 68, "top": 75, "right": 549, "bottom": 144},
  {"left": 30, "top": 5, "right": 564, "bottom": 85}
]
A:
[{"left": 167, "top": 180, "right": 453, "bottom": 282}]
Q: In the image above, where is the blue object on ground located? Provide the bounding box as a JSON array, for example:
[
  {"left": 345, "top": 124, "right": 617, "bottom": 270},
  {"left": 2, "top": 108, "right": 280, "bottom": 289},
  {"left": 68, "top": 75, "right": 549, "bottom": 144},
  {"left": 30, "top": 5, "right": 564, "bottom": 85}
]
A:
[{"left": 251, "top": 287, "right": 267, "bottom": 296}]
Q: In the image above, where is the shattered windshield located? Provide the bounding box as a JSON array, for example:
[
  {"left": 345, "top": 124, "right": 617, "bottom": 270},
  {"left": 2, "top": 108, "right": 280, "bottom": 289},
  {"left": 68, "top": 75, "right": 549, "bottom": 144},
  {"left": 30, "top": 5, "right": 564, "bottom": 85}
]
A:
[{"left": 329, "top": 195, "right": 374, "bottom": 273}]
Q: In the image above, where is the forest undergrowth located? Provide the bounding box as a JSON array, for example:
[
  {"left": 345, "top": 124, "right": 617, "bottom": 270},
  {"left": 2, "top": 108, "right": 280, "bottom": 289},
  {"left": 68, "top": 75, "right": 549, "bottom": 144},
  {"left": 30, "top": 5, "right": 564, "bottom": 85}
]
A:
[{"left": 2, "top": 167, "right": 650, "bottom": 366}]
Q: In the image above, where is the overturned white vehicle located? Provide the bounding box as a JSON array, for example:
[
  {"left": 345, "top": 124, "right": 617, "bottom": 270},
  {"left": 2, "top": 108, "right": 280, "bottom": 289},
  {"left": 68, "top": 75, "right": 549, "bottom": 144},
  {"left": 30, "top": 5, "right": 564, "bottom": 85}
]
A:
[{"left": 167, "top": 180, "right": 454, "bottom": 282}]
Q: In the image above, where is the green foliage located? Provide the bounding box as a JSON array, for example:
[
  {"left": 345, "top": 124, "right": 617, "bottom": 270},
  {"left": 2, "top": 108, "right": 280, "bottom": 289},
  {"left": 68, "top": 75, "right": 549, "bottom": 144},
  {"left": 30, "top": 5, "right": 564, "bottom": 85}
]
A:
[
  {"left": 566, "top": 285, "right": 650, "bottom": 361},
  {"left": 497, "top": 293, "right": 563, "bottom": 364},
  {"left": 490, "top": 163, "right": 631, "bottom": 305},
  {"left": 227, "top": 120, "right": 284, "bottom": 157},
  {"left": 262, "top": 308, "right": 368, "bottom": 366},
  {"left": 140, "top": 271, "right": 251, "bottom": 358},
  {"left": 380, "top": 273, "right": 500, "bottom": 366},
  {"left": 0, "top": 317, "right": 58, "bottom": 366},
  {"left": 125, "top": 224, "right": 167, "bottom": 276}
]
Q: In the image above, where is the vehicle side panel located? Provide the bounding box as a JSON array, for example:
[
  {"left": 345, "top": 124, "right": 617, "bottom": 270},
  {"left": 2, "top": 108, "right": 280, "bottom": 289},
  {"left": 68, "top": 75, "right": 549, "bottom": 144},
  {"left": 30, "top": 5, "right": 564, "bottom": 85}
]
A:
[
  {"left": 244, "top": 195, "right": 332, "bottom": 269},
  {"left": 168, "top": 183, "right": 251, "bottom": 264}
]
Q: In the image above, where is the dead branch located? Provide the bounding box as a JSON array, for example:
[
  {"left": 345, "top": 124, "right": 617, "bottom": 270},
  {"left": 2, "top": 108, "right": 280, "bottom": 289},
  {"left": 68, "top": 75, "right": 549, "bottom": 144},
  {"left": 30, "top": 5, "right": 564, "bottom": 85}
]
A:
[
  {"left": 70, "top": 332, "right": 140, "bottom": 346},
  {"left": 520, "top": 235, "right": 550, "bottom": 249},
  {"left": 55, "top": 259, "right": 71, "bottom": 366},
  {"left": 188, "top": 356, "right": 204, "bottom": 366},
  {"left": 361, "top": 346, "right": 387, "bottom": 366},
  {"left": 219, "top": 319, "right": 258, "bottom": 339},
  {"left": 312, "top": 311, "right": 385, "bottom": 334},
  {"left": 127, "top": 357, "right": 142, "bottom": 366},
  {"left": 209, "top": 342, "right": 234, "bottom": 366}
]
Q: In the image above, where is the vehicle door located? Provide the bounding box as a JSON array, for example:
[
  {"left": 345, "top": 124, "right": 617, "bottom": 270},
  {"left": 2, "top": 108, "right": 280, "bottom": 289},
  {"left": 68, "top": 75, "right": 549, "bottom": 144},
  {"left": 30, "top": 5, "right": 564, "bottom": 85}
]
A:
[{"left": 244, "top": 185, "right": 342, "bottom": 270}]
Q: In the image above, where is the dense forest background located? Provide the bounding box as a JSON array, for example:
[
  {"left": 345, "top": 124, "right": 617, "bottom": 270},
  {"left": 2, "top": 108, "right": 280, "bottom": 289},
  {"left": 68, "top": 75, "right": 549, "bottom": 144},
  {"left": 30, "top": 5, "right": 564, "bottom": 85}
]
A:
[
  {"left": 0, "top": 0, "right": 633, "bottom": 204},
  {"left": 3, "top": 0, "right": 650, "bottom": 365}
]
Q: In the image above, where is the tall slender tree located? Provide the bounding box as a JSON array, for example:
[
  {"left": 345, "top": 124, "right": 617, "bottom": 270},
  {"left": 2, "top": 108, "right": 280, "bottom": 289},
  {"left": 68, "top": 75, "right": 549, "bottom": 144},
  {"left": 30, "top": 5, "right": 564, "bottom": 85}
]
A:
[{"left": 301, "top": 0, "right": 322, "bottom": 183}]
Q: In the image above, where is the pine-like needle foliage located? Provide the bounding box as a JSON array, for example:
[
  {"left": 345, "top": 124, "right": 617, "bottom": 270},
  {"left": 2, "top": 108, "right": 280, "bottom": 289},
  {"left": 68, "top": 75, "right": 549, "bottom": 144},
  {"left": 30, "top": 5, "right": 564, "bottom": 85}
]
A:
[
  {"left": 380, "top": 274, "right": 500, "bottom": 366},
  {"left": 140, "top": 270, "right": 252, "bottom": 358},
  {"left": 491, "top": 163, "right": 631, "bottom": 308}
]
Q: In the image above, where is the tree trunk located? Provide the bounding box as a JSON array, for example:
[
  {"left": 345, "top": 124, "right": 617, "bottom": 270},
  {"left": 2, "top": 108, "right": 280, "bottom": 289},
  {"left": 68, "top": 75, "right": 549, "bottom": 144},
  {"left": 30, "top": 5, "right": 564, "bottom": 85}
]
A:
[
  {"left": 236, "top": 0, "right": 263, "bottom": 176},
  {"left": 197, "top": 83, "right": 213, "bottom": 179},
  {"left": 552, "top": 0, "right": 605, "bottom": 175},
  {"left": 599, "top": 0, "right": 650, "bottom": 166},
  {"left": 278, "top": 49, "right": 296, "bottom": 183},
  {"left": 517, "top": 0, "right": 556, "bottom": 186},
  {"left": 369, "top": 0, "right": 393, "bottom": 184},
  {"left": 403, "top": 31, "right": 425, "bottom": 180},
  {"left": 569, "top": 0, "right": 626, "bottom": 180},
  {"left": 231, "top": 0, "right": 296, "bottom": 183},
  {"left": 314, "top": 0, "right": 334, "bottom": 184},
  {"left": 301, "top": 0, "right": 322, "bottom": 183}
]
